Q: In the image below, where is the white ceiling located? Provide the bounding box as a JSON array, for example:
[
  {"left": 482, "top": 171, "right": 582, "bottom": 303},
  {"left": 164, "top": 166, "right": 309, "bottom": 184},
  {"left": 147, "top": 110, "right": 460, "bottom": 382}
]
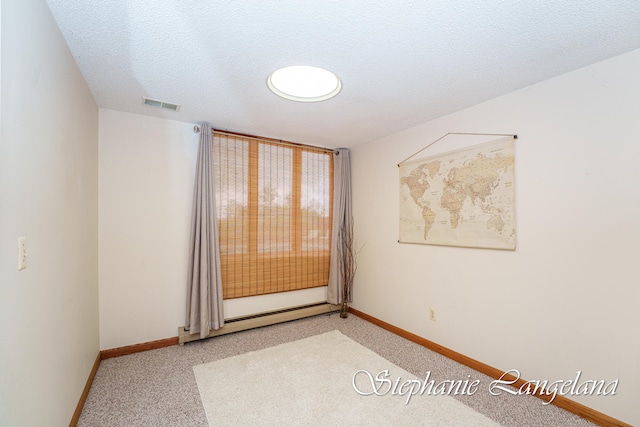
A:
[{"left": 45, "top": 1, "right": 640, "bottom": 149}]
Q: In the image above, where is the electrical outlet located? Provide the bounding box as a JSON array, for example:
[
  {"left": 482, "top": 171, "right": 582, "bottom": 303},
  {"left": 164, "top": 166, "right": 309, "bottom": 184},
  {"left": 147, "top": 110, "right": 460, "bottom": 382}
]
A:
[{"left": 429, "top": 308, "right": 436, "bottom": 321}]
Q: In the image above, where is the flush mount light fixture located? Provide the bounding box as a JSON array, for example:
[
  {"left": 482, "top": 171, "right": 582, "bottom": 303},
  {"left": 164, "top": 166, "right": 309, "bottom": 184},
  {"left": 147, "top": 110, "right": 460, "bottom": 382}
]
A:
[{"left": 267, "top": 65, "right": 342, "bottom": 102}]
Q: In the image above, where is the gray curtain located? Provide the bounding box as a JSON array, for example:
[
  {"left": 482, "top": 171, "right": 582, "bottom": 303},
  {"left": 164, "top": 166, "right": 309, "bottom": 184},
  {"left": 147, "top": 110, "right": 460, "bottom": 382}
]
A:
[
  {"left": 185, "top": 123, "right": 224, "bottom": 338},
  {"left": 328, "top": 148, "right": 353, "bottom": 305}
]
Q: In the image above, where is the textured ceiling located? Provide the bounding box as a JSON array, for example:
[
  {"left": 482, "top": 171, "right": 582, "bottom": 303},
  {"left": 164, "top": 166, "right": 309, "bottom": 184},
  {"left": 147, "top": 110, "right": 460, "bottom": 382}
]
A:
[{"left": 45, "top": 1, "right": 640, "bottom": 148}]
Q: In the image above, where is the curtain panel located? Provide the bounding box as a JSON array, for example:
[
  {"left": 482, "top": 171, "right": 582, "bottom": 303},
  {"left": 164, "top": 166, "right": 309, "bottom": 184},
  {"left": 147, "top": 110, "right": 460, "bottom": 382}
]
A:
[
  {"left": 328, "top": 148, "right": 353, "bottom": 305},
  {"left": 185, "top": 123, "right": 224, "bottom": 339}
]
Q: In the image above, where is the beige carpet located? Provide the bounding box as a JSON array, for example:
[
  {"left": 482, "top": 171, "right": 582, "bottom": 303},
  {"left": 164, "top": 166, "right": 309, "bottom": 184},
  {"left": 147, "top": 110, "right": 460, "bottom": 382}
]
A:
[{"left": 193, "top": 330, "right": 500, "bottom": 426}]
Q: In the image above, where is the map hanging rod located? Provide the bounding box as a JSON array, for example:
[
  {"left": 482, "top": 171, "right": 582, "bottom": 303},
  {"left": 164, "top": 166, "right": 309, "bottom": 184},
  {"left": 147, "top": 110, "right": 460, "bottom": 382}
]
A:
[{"left": 397, "top": 132, "right": 518, "bottom": 167}]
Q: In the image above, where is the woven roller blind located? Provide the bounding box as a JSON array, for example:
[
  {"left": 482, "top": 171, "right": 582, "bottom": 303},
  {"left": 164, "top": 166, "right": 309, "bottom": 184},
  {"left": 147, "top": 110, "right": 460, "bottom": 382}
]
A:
[{"left": 213, "top": 132, "right": 333, "bottom": 299}]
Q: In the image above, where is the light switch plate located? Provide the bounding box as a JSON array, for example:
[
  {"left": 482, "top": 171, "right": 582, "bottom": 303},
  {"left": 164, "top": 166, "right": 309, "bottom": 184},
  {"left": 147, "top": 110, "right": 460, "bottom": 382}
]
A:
[{"left": 18, "top": 236, "right": 27, "bottom": 271}]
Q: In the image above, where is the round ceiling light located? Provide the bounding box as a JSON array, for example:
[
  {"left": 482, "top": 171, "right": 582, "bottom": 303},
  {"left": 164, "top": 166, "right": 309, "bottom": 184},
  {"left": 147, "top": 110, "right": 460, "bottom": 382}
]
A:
[{"left": 267, "top": 65, "right": 342, "bottom": 102}]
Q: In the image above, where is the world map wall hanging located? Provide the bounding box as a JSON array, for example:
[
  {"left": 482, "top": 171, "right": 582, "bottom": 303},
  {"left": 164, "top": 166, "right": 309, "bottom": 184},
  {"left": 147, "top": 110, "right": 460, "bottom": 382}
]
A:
[{"left": 398, "top": 135, "right": 516, "bottom": 250}]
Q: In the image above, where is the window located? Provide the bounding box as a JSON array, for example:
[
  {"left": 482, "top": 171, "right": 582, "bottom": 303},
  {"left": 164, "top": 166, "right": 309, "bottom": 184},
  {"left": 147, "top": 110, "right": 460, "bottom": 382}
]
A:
[{"left": 213, "top": 132, "right": 333, "bottom": 299}]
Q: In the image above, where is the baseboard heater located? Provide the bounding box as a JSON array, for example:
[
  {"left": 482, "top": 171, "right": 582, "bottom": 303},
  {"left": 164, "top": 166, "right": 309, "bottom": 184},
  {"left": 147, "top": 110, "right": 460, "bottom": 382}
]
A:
[{"left": 178, "top": 302, "right": 341, "bottom": 345}]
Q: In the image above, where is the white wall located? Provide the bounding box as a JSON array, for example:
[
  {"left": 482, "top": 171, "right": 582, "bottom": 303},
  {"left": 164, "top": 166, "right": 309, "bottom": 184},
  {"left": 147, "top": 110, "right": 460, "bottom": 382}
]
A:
[
  {"left": 98, "top": 110, "right": 197, "bottom": 349},
  {"left": 351, "top": 48, "right": 640, "bottom": 425},
  {"left": 0, "top": 0, "right": 99, "bottom": 425},
  {"left": 98, "top": 110, "right": 328, "bottom": 349}
]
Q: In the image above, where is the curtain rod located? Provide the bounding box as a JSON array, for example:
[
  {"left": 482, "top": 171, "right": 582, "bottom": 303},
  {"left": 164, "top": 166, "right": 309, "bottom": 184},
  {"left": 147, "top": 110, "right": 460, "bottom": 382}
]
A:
[{"left": 193, "top": 125, "right": 336, "bottom": 154}]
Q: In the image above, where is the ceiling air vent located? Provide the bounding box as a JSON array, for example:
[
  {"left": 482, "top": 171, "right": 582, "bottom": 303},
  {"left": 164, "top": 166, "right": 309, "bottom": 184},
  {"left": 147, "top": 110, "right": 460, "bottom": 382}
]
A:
[{"left": 142, "top": 97, "right": 181, "bottom": 112}]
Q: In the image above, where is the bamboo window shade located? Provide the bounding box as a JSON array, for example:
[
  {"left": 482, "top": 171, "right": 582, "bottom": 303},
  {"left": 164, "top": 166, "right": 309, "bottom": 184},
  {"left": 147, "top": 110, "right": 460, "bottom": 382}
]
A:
[{"left": 212, "top": 131, "right": 334, "bottom": 299}]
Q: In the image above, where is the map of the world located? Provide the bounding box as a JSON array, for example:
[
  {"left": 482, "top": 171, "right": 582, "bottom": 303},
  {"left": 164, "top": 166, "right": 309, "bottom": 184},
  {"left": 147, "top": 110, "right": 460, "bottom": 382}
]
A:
[{"left": 399, "top": 136, "right": 515, "bottom": 250}]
